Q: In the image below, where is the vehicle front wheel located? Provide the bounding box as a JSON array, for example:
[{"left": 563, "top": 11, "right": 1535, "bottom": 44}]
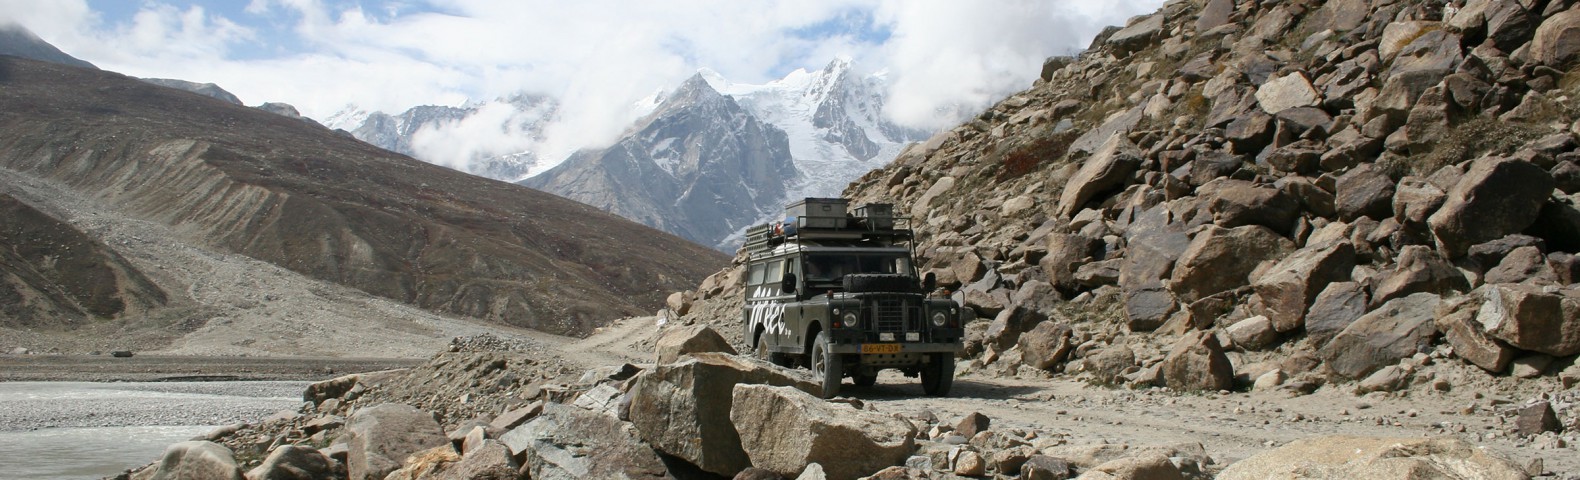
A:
[
  {"left": 811, "top": 331, "right": 842, "bottom": 398},
  {"left": 853, "top": 372, "right": 877, "bottom": 387},
  {"left": 920, "top": 352, "right": 954, "bottom": 397}
]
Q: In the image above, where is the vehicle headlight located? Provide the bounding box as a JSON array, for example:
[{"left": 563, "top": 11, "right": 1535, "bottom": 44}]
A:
[
  {"left": 931, "top": 311, "right": 948, "bottom": 327},
  {"left": 842, "top": 311, "right": 859, "bottom": 328}
]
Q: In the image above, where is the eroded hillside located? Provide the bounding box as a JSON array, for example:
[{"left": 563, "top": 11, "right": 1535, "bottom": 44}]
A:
[{"left": 0, "top": 56, "right": 729, "bottom": 340}]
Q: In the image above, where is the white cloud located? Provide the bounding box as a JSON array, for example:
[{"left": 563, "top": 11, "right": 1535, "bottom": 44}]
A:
[{"left": 4, "top": 0, "right": 1165, "bottom": 161}]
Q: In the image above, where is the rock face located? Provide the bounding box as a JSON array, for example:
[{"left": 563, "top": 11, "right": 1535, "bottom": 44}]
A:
[
  {"left": 1169, "top": 225, "right": 1291, "bottom": 303},
  {"left": 1160, "top": 331, "right": 1234, "bottom": 392},
  {"left": 1057, "top": 134, "right": 1141, "bottom": 217},
  {"left": 131, "top": 441, "right": 245, "bottom": 480},
  {"left": 1530, "top": 9, "right": 1580, "bottom": 69},
  {"left": 730, "top": 384, "right": 917, "bottom": 479},
  {"left": 654, "top": 324, "right": 736, "bottom": 364},
  {"left": 501, "top": 403, "right": 668, "bottom": 480},
  {"left": 344, "top": 404, "right": 449, "bottom": 480},
  {"left": 1217, "top": 436, "right": 1528, "bottom": 480},
  {"left": 1321, "top": 293, "right": 1440, "bottom": 380},
  {"left": 1476, "top": 284, "right": 1580, "bottom": 356},
  {"left": 0, "top": 56, "right": 728, "bottom": 337},
  {"left": 1252, "top": 243, "right": 1358, "bottom": 332},
  {"left": 522, "top": 74, "right": 797, "bottom": 251},
  {"left": 626, "top": 353, "right": 818, "bottom": 476}
]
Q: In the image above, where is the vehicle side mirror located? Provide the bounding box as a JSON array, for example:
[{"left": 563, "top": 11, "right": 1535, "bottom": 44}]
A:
[
  {"left": 781, "top": 272, "right": 797, "bottom": 294},
  {"left": 923, "top": 272, "right": 937, "bottom": 292}
]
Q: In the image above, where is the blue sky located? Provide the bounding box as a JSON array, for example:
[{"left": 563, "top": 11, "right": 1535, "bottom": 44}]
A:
[{"left": 3, "top": 0, "right": 1165, "bottom": 153}]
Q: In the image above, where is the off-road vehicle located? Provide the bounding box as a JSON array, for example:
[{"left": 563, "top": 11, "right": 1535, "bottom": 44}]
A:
[{"left": 742, "top": 198, "right": 965, "bottom": 398}]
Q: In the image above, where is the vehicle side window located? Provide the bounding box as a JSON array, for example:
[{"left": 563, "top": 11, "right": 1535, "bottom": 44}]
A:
[
  {"left": 765, "top": 259, "right": 784, "bottom": 283},
  {"left": 748, "top": 262, "right": 766, "bottom": 286}
]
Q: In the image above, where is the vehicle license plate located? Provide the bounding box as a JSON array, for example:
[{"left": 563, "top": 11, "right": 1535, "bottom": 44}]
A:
[{"left": 861, "top": 344, "right": 902, "bottom": 354}]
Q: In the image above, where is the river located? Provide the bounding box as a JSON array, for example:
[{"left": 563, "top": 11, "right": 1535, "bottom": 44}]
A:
[{"left": 0, "top": 381, "right": 307, "bottom": 479}]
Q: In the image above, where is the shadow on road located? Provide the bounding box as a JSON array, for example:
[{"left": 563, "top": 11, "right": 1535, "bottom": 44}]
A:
[{"left": 843, "top": 378, "right": 1044, "bottom": 401}]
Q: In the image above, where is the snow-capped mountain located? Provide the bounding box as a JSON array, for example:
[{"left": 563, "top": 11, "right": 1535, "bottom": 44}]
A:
[
  {"left": 520, "top": 74, "right": 797, "bottom": 250},
  {"left": 327, "top": 94, "right": 556, "bottom": 181},
  {"left": 705, "top": 59, "right": 930, "bottom": 208}
]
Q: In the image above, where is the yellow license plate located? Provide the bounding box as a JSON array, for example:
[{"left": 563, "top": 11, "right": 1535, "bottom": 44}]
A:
[{"left": 861, "top": 343, "right": 902, "bottom": 354}]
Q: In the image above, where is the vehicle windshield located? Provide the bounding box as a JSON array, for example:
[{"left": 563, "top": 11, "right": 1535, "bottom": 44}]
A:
[{"left": 802, "top": 253, "right": 914, "bottom": 287}]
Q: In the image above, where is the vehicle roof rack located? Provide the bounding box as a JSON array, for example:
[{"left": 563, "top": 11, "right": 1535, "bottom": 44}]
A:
[{"left": 745, "top": 199, "right": 912, "bottom": 255}]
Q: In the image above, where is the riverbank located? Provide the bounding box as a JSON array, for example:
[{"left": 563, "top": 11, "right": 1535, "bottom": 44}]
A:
[{"left": 0, "top": 354, "right": 421, "bottom": 382}]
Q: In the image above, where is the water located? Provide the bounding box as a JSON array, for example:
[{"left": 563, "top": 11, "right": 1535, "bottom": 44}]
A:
[{"left": 0, "top": 381, "right": 307, "bottom": 479}]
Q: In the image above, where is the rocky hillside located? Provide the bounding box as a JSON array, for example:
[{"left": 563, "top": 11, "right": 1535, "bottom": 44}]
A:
[
  {"left": 672, "top": 0, "right": 1580, "bottom": 450},
  {"left": 0, "top": 193, "right": 168, "bottom": 327},
  {"left": 0, "top": 56, "right": 728, "bottom": 339},
  {"left": 522, "top": 74, "right": 799, "bottom": 250}
]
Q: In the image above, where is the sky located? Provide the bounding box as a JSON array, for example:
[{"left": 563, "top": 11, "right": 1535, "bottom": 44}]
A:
[{"left": 1, "top": 0, "right": 1166, "bottom": 161}]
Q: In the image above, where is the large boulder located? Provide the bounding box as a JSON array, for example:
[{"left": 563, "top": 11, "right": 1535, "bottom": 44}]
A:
[
  {"left": 1106, "top": 13, "right": 1165, "bottom": 55},
  {"left": 131, "top": 441, "right": 245, "bottom": 480},
  {"left": 655, "top": 323, "right": 736, "bottom": 364},
  {"left": 1321, "top": 293, "right": 1441, "bottom": 380},
  {"left": 1305, "top": 282, "right": 1369, "bottom": 347},
  {"left": 1436, "top": 296, "right": 1516, "bottom": 373},
  {"left": 1217, "top": 436, "right": 1528, "bottom": 480},
  {"left": 1084, "top": 344, "right": 1137, "bottom": 385},
  {"left": 627, "top": 353, "right": 818, "bottom": 476},
  {"left": 1169, "top": 225, "right": 1292, "bottom": 303},
  {"left": 1041, "top": 233, "right": 1103, "bottom": 288},
  {"left": 1081, "top": 452, "right": 1186, "bottom": 480},
  {"left": 1335, "top": 165, "right": 1397, "bottom": 221},
  {"left": 1160, "top": 331, "right": 1234, "bottom": 392},
  {"left": 1018, "top": 321, "right": 1075, "bottom": 370},
  {"left": 1256, "top": 72, "right": 1322, "bottom": 115},
  {"left": 1530, "top": 8, "right": 1580, "bottom": 69},
  {"left": 501, "top": 403, "right": 668, "bottom": 480},
  {"left": 1203, "top": 180, "right": 1301, "bottom": 235},
  {"left": 246, "top": 445, "right": 336, "bottom": 480},
  {"left": 1428, "top": 157, "right": 1555, "bottom": 258},
  {"left": 1477, "top": 284, "right": 1580, "bottom": 356},
  {"left": 1370, "top": 246, "right": 1470, "bottom": 307},
  {"left": 730, "top": 384, "right": 917, "bottom": 480},
  {"left": 1058, "top": 134, "right": 1141, "bottom": 217},
  {"left": 344, "top": 404, "right": 448, "bottom": 480},
  {"left": 1252, "top": 243, "right": 1358, "bottom": 332}
]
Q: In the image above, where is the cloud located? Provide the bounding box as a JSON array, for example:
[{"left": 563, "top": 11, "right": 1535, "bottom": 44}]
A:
[{"left": 5, "top": 0, "right": 1165, "bottom": 163}]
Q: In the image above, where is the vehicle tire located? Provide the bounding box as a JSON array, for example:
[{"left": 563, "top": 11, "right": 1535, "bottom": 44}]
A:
[
  {"left": 921, "top": 352, "right": 955, "bottom": 397},
  {"left": 853, "top": 372, "right": 877, "bottom": 387},
  {"left": 811, "top": 331, "right": 842, "bottom": 398},
  {"left": 754, "top": 332, "right": 772, "bottom": 361}
]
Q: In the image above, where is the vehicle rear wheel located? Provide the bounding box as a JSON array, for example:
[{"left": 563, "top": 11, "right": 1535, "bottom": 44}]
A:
[
  {"left": 921, "top": 353, "right": 954, "bottom": 397},
  {"left": 811, "top": 331, "right": 841, "bottom": 398},
  {"left": 756, "top": 333, "right": 792, "bottom": 368}
]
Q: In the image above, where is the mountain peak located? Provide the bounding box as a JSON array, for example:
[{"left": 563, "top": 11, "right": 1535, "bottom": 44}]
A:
[{"left": 0, "top": 22, "right": 97, "bottom": 70}]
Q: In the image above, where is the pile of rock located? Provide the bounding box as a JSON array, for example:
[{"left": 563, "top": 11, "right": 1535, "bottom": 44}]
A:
[{"left": 820, "top": 0, "right": 1580, "bottom": 397}]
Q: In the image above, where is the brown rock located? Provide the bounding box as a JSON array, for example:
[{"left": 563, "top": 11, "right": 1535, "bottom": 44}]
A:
[
  {"left": 1435, "top": 296, "right": 1515, "bottom": 373},
  {"left": 1020, "top": 455, "right": 1073, "bottom": 480},
  {"left": 1530, "top": 8, "right": 1580, "bottom": 69},
  {"left": 1477, "top": 284, "right": 1580, "bottom": 356},
  {"left": 1336, "top": 165, "right": 1396, "bottom": 221},
  {"left": 1428, "top": 156, "right": 1555, "bottom": 258},
  {"left": 1058, "top": 134, "right": 1141, "bottom": 217},
  {"left": 1018, "top": 321, "right": 1075, "bottom": 370},
  {"left": 1161, "top": 331, "right": 1234, "bottom": 392},
  {"left": 134, "top": 441, "right": 245, "bottom": 480},
  {"left": 1321, "top": 293, "right": 1440, "bottom": 380},
  {"left": 955, "top": 412, "right": 991, "bottom": 438},
  {"left": 953, "top": 450, "right": 986, "bottom": 476},
  {"left": 1225, "top": 316, "right": 1277, "bottom": 351},
  {"left": 1084, "top": 345, "right": 1137, "bottom": 385},
  {"left": 1083, "top": 452, "right": 1186, "bottom": 480},
  {"left": 245, "top": 445, "right": 336, "bottom": 480},
  {"left": 1256, "top": 72, "right": 1323, "bottom": 114},
  {"left": 1305, "top": 282, "right": 1369, "bottom": 347},
  {"left": 345, "top": 404, "right": 448, "bottom": 480},
  {"left": 1217, "top": 436, "right": 1528, "bottom": 479},
  {"left": 1484, "top": 246, "right": 1555, "bottom": 284},
  {"left": 1392, "top": 177, "right": 1447, "bottom": 224},
  {"left": 731, "top": 384, "right": 916, "bottom": 480},
  {"left": 655, "top": 324, "right": 737, "bottom": 365},
  {"left": 627, "top": 353, "right": 818, "bottom": 476},
  {"left": 1041, "top": 233, "right": 1102, "bottom": 288},
  {"left": 502, "top": 403, "right": 668, "bottom": 480},
  {"left": 1204, "top": 180, "right": 1301, "bottom": 235},
  {"left": 1371, "top": 246, "right": 1469, "bottom": 307},
  {"left": 1252, "top": 242, "right": 1358, "bottom": 332},
  {"left": 1517, "top": 402, "right": 1564, "bottom": 436},
  {"left": 1168, "top": 225, "right": 1293, "bottom": 303}
]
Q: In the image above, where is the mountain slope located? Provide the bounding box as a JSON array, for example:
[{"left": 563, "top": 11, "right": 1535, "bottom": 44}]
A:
[
  {"left": 0, "top": 193, "right": 167, "bottom": 327},
  {"left": 0, "top": 23, "right": 95, "bottom": 70},
  {"left": 522, "top": 74, "right": 798, "bottom": 250},
  {"left": 0, "top": 56, "right": 728, "bottom": 337},
  {"left": 139, "top": 78, "right": 244, "bottom": 105}
]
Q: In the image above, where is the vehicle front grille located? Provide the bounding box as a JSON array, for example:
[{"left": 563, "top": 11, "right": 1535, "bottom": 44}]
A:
[{"left": 870, "top": 296, "right": 919, "bottom": 332}]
